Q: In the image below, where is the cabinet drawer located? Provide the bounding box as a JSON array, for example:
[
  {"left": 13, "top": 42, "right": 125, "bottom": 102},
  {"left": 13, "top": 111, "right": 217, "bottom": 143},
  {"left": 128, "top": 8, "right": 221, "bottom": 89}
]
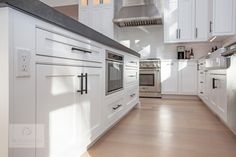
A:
[
  {"left": 125, "top": 69, "right": 139, "bottom": 85},
  {"left": 105, "top": 98, "right": 124, "bottom": 126},
  {"left": 36, "top": 28, "right": 103, "bottom": 62},
  {"left": 125, "top": 56, "right": 139, "bottom": 68},
  {"left": 126, "top": 87, "right": 139, "bottom": 106}
]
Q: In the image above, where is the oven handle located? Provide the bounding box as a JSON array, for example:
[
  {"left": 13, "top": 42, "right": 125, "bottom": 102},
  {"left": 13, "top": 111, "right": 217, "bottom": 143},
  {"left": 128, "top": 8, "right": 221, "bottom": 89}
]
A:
[
  {"left": 106, "top": 60, "right": 124, "bottom": 65},
  {"left": 140, "top": 69, "right": 160, "bottom": 71}
]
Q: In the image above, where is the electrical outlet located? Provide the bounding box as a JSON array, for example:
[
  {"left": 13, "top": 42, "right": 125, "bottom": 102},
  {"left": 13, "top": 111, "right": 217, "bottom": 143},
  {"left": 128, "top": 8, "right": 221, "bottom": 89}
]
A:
[{"left": 16, "top": 49, "right": 31, "bottom": 77}]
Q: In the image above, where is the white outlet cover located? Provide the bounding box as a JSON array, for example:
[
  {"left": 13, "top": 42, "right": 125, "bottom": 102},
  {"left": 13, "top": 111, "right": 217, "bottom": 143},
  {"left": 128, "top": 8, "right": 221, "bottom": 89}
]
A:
[{"left": 16, "top": 48, "right": 31, "bottom": 77}]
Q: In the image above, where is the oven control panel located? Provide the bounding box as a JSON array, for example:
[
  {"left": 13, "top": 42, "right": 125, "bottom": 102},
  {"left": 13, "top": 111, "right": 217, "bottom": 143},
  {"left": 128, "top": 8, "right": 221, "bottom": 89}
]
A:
[{"left": 140, "top": 60, "right": 161, "bottom": 69}]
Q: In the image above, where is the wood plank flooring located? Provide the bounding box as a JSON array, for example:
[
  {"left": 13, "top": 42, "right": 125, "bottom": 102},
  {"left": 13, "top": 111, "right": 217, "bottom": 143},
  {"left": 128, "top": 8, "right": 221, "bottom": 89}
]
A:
[{"left": 82, "top": 98, "right": 236, "bottom": 157}]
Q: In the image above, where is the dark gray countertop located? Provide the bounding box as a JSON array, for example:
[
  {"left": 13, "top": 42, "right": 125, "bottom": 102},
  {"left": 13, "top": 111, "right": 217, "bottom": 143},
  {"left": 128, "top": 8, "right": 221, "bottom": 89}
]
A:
[{"left": 0, "top": 0, "right": 140, "bottom": 57}]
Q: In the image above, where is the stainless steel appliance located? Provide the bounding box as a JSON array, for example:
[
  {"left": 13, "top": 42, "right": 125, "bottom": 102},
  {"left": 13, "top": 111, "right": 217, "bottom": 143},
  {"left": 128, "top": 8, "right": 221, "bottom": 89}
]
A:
[
  {"left": 222, "top": 43, "right": 236, "bottom": 134},
  {"left": 106, "top": 50, "right": 124, "bottom": 95},
  {"left": 139, "top": 59, "right": 161, "bottom": 98},
  {"left": 113, "top": 0, "right": 162, "bottom": 27}
]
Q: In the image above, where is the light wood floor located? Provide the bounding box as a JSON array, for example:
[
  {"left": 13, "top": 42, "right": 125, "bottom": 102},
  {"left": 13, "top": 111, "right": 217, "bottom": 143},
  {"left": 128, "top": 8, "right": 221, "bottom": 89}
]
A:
[{"left": 82, "top": 98, "right": 236, "bottom": 157}]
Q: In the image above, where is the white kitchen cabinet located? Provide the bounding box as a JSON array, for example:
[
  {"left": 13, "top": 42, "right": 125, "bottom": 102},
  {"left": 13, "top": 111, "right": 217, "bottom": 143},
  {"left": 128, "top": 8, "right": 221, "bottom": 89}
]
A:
[
  {"left": 164, "top": 0, "right": 194, "bottom": 43},
  {"left": 195, "top": 0, "right": 209, "bottom": 41},
  {"left": 161, "top": 60, "right": 198, "bottom": 95},
  {"left": 164, "top": 0, "right": 179, "bottom": 42},
  {"left": 212, "top": 0, "right": 236, "bottom": 36},
  {"left": 79, "top": 0, "right": 114, "bottom": 38},
  {"left": 178, "top": 61, "right": 198, "bottom": 95},
  {"left": 178, "top": 0, "right": 194, "bottom": 41},
  {"left": 161, "top": 60, "right": 179, "bottom": 94},
  {"left": 209, "top": 74, "right": 227, "bottom": 122},
  {"left": 36, "top": 64, "right": 103, "bottom": 157},
  {"left": 164, "top": 0, "right": 230, "bottom": 43},
  {"left": 77, "top": 66, "right": 103, "bottom": 145}
]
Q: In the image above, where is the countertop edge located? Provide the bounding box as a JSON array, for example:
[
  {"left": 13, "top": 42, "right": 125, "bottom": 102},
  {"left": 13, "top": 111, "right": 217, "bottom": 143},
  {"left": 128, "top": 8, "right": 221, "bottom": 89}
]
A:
[{"left": 0, "top": 0, "right": 140, "bottom": 58}]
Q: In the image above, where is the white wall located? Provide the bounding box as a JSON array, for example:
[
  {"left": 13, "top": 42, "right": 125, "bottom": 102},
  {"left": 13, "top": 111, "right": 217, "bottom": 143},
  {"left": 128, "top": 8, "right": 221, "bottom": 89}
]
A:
[
  {"left": 40, "top": 0, "right": 78, "bottom": 7},
  {"left": 115, "top": 25, "right": 222, "bottom": 59}
]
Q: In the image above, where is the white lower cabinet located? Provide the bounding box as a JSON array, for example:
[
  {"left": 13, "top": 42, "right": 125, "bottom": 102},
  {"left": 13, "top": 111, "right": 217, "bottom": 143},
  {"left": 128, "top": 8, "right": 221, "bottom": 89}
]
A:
[
  {"left": 178, "top": 61, "right": 198, "bottom": 95},
  {"left": 209, "top": 74, "right": 227, "bottom": 122},
  {"left": 198, "top": 70, "right": 228, "bottom": 123},
  {"left": 161, "top": 60, "right": 197, "bottom": 95},
  {"left": 36, "top": 64, "right": 103, "bottom": 157},
  {"left": 161, "top": 61, "right": 179, "bottom": 94}
]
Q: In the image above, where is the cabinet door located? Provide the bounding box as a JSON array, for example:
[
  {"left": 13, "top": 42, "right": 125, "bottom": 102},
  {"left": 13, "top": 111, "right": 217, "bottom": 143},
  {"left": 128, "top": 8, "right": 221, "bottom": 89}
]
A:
[
  {"left": 178, "top": 61, "right": 197, "bottom": 95},
  {"left": 77, "top": 67, "right": 103, "bottom": 145},
  {"left": 213, "top": 0, "right": 235, "bottom": 35},
  {"left": 216, "top": 75, "right": 227, "bottom": 122},
  {"left": 79, "top": 9, "right": 91, "bottom": 26},
  {"left": 195, "top": 0, "right": 209, "bottom": 41},
  {"left": 36, "top": 65, "right": 82, "bottom": 157},
  {"left": 161, "top": 61, "right": 178, "bottom": 94},
  {"left": 164, "top": 0, "right": 179, "bottom": 42},
  {"left": 178, "top": 0, "right": 194, "bottom": 41},
  {"left": 91, "top": 7, "right": 114, "bottom": 38},
  {"left": 209, "top": 75, "right": 218, "bottom": 112}
]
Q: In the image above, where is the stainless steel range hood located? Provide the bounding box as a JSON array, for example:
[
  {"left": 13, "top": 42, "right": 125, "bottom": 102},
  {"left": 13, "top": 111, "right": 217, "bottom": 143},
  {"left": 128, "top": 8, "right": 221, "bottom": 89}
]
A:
[{"left": 113, "top": 0, "right": 162, "bottom": 27}]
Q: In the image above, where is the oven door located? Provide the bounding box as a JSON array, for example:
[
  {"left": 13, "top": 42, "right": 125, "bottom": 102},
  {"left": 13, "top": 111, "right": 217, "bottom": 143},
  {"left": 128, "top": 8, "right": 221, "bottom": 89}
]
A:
[
  {"left": 139, "top": 69, "right": 161, "bottom": 92},
  {"left": 106, "top": 60, "right": 124, "bottom": 95}
]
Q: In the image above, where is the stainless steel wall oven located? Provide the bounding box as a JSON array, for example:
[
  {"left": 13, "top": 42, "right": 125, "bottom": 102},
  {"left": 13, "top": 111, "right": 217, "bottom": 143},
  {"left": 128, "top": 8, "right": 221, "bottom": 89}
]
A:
[{"left": 106, "top": 50, "right": 124, "bottom": 95}]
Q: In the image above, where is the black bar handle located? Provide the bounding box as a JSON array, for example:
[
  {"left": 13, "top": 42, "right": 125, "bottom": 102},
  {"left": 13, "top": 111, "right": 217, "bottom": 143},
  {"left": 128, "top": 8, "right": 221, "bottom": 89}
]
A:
[
  {"left": 85, "top": 73, "right": 88, "bottom": 94},
  {"left": 113, "top": 104, "right": 122, "bottom": 110},
  {"left": 72, "top": 47, "right": 92, "bottom": 54},
  {"left": 77, "top": 73, "right": 84, "bottom": 94},
  {"left": 212, "top": 78, "right": 217, "bottom": 89}
]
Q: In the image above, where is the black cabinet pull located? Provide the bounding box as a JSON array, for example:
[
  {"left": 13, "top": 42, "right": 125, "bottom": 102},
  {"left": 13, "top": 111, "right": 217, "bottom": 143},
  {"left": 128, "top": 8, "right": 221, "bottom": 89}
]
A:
[
  {"left": 72, "top": 47, "right": 92, "bottom": 54},
  {"left": 113, "top": 104, "right": 122, "bottom": 110},
  {"left": 77, "top": 73, "right": 88, "bottom": 94},
  {"left": 212, "top": 78, "right": 217, "bottom": 89},
  {"left": 85, "top": 73, "right": 88, "bottom": 94},
  {"left": 210, "top": 21, "right": 213, "bottom": 33},
  {"left": 77, "top": 73, "right": 84, "bottom": 94},
  {"left": 130, "top": 93, "right": 136, "bottom": 97}
]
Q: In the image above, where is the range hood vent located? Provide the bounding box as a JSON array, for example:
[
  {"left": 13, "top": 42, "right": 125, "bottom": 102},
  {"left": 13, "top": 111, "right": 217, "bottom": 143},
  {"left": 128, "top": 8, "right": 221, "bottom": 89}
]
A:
[{"left": 113, "top": 0, "right": 162, "bottom": 27}]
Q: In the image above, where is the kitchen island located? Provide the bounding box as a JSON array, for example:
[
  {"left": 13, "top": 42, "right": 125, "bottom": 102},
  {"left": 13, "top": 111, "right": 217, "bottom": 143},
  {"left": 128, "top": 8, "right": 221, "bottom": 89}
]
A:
[{"left": 0, "top": 1, "right": 140, "bottom": 157}]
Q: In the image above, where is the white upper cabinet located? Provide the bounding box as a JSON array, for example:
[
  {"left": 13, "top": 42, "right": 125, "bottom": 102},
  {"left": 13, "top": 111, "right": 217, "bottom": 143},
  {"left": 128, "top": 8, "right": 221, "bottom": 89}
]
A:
[
  {"left": 212, "top": 0, "right": 236, "bottom": 36},
  {"left": 178, "top": 0, "right": 194, "bottom": 41},
  {"left": 195, "top": 0, "right": 209, "bottom": 41},
  {"left": 164, "top": 0, "right": 179, "bottom": 42},
  {"left": 79, "top": 0, "right": 114, "bottom": 38},
  {"left": 164, "top": 0, "right": 197, "bottom": 43},
  {"left": 164, "top": 0, "right": 236, "bottom": 43}
]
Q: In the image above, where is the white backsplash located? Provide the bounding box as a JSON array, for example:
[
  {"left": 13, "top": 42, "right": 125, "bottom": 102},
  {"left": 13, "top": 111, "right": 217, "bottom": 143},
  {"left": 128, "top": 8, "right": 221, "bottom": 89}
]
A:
[{"left": 115, "top": 25, "right": 223, "bottom": 59}]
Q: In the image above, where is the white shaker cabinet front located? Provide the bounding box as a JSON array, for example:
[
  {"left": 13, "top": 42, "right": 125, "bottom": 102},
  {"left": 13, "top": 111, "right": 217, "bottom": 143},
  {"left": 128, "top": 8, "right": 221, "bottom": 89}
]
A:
[
  {"left": 164, "top": 0, "right": 179, "bottom": 42},
  {"left": 36, "top": 64, "right": 103, "bottom": 157},
  {"left": 212, "top": 0, "right": 236, "bottom": 36},
  {"left": 195, "top": 0, "right": 209, "bottom": 41},
  {"left": 161, "top": 60, "right": 198, "bottom": 95},
  {"left": 178, "top": 0, "right": 194, "bottom": 41},
  {"left": 161, "top": 61, "right": 179, "bottom": 94},
  {"left": 178, "top": 61, "right": 198, "bottom": 95},
  {"left": 164, "top": 0, "right": 196, "bottom": 43},
  {"left": 209, "top": 74, "right": 227, "bottom": 122},
  {"left": 79, "top": 0, "right": 114, "bottom": 38}
]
